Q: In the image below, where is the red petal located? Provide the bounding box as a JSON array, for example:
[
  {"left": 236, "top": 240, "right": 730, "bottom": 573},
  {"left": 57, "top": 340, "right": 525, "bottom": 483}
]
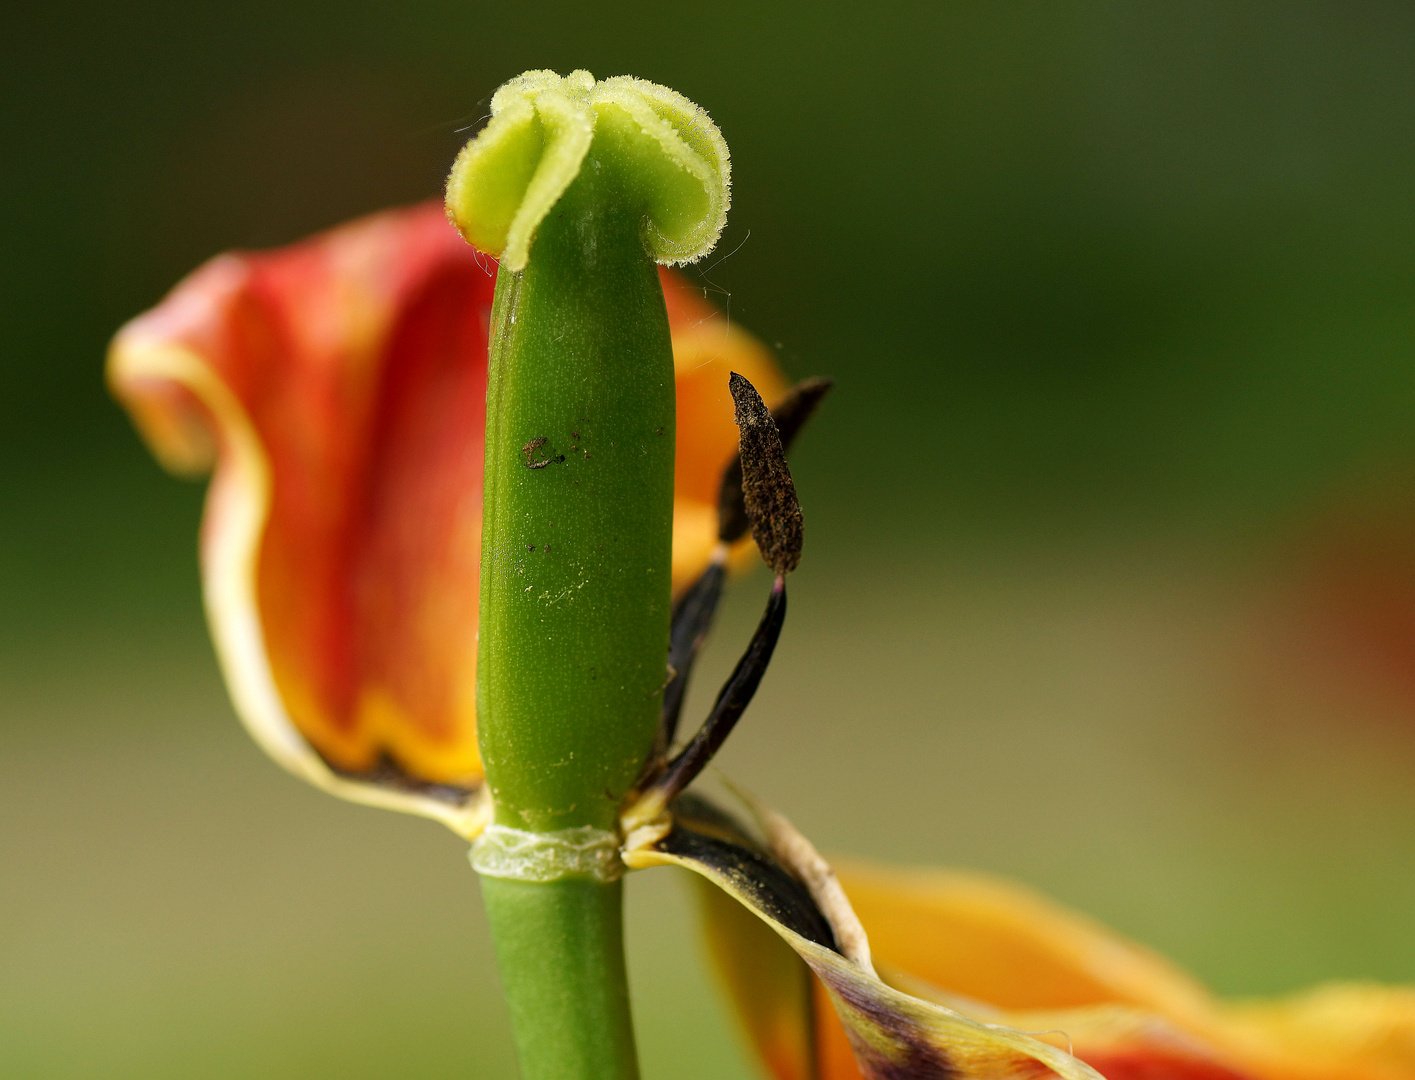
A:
[{"left": 112, "top": 203, "right": 494, "bottom": 788}]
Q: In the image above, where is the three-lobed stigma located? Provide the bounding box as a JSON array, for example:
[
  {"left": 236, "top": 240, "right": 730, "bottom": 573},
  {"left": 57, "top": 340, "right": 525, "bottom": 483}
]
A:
[{"left": 444, "top": 69, "right": 731, "bottom": 272}]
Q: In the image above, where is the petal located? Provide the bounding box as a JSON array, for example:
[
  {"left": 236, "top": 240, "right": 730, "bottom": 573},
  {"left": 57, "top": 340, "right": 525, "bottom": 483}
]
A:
[
  {"left": 110, "top": 202, "right": 495, "bottom": 834},
  {"left": 661, "top": 269, "right": 790, "bottom": 594},
  {"left": 624, "top": 791, "right": 1105, "bottom": 1080},
  {"left": 1219, "top": 983, "right": 1415, "bottom": 1080},
  {"left": 878, "top": 975, "right": 1257, "bottom": 1080},
  {"left": 819, "top": 864, "right": 1415, "bottom": 1080},
  {"left": 109, "top": 205, "right": 786, "bottom": 829},
  {"left": 832, "top": 861, "right": 1212, "bottom": 1018},
  {"left": 887, "top": 983, "right": 1415, "bottom": 1080},
  {"left": 692, "top": 869, "right": 818, "bottom": 1080}
]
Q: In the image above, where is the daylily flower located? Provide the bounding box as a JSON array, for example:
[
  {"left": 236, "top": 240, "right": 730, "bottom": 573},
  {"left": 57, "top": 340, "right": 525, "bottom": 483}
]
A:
[
  {"left": 107, "top": 199, "right": 786, "bottom": 835},
  {"left": 109, "top": 193, "right": 1414, "bottom": 1080},
  {"left": 106, "top": 195, "right": 1094, "bottom": 1080}
]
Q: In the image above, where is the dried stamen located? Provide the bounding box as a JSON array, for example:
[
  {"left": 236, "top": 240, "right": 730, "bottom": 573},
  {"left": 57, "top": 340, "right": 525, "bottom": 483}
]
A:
[
  {"left": 728, "top": 374, "right": 804, "bottom": 576},
  {"left": 652, "top": 576, "right": 787, "bottom": 803},
  {"left": 635, "top": 375, "right": 822, "bottom": 810},
  {"left": 660, "top": 554, "right": 728, "bottom": 749},
  {"left": 718, "top": 376, "right": 832, "bottom": 545}
]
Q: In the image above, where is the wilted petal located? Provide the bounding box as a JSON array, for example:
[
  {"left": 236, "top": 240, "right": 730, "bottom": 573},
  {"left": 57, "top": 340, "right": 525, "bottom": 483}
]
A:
[
  {"left": 820, "top": 862, "right": 1415, "bottom": 1080},
  {"left": 623, "top": 791, "right": 1105, "bottom": 1080},
  {"left": 109, "top": 202, "right": 495, "bottom": 833},
  {"left": 109, "top": 203, "right": 788, "bottom": 832}
]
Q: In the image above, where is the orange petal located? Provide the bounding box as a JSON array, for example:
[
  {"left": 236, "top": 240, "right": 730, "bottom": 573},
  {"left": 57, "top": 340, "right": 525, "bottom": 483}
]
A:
[
  {"left": 629, "top": 791, "right": 1105, "bottom": 1080},
  {"left": 109, "top": 205, "right": 787, "bottom": 829},
  {"left": 662, "top": 269, "right": 790, "bottom": 594},
  {"left": 1218, "top": 983, "right": 1415, "bottom": 1080},
  {"left": 109, "top": 202, "right": 495, "bottom": 832},
  {"left": 694, "top": 871, "right": 817, "bottom": 1080},
  {"left": 833, "top": 861, "right": 1212, "bottom": 1019},
  {"left": 830, "top": 862, "right": 1415, "bottom": 1080}
]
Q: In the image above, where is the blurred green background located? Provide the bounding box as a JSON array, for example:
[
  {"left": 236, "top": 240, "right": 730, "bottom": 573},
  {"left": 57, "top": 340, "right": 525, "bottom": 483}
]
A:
[{"left": 6, "top": 1, "right": 1415, "bottom": 1076}]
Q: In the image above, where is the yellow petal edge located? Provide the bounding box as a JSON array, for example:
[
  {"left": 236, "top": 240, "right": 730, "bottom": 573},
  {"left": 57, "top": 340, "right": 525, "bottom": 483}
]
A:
[
  {"left": 445, "top": 69, "right": 731, "bottom": 272},
  {"left": 624, "top": 786, "right": 1107, "bottom": 1080},
  {"left": 107, "top": 327, "right": 491, "bottom": 840}
]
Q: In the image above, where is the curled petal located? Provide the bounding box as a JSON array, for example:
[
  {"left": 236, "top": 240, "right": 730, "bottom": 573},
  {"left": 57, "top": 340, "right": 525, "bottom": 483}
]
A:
[
  {"left": 623, "top": 790, "right": 1105, "bottom": 1080},
  {"left": 109, "top": 203, "right": 494, "bottom": 834},
  {"left": 108, "top": 203, "right": 787, "bottom": 831},
  {"left": 635, "top": 792, "right": 1415, "bottom": 1080},
  {"left": 819, "top": 861, "right": 1415, "bottom": 1080}
]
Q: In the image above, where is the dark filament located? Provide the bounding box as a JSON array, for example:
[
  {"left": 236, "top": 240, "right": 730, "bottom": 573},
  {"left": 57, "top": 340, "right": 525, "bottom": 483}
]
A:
[
  {"left": 654, "top": 576, "right": 787, "bottom": 802},
  {"left": 661, "top": 559, "right": 727, "bottom": 749}
]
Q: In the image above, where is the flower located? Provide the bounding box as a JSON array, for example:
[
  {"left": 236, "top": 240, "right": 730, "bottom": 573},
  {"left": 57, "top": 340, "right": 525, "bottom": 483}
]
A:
[
  {"left": 108, "top": 195, "right": 1102, "bottom": 1080},
  {"left": 623, "top": 787, "right": 1108, "bottom": 1080},
  {"left": 107, "top": 199, "right": 786, "bottom": 835},
  {"left": 112, "top": 194, "right": 1404, "bottom": 1080},
  {"left": 671, "top": 824, "right": 1415, "bottom": 1080}
]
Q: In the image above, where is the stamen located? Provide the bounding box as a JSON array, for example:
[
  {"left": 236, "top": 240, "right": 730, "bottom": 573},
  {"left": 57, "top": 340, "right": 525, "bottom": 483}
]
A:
[
  {"left": 718, "top": 376, "right": 832, "bottom": 545},
  {"left": 638, "top": 375, "right": 820, "bottom": 806},
  {"left": 653, "top": 575, "right": 787, "bottom": 802},
  {"left": 660, "top": 548, "right": 728, "bottom": 748},
  {"left": 727, "top": 373, "right": 804, "bottom": 576}
]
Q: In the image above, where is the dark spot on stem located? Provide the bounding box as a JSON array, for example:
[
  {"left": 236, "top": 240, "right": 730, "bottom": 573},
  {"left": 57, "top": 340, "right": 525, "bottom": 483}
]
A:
[{"left": 522, "top": 436, "right": 563, "bottom": 469}]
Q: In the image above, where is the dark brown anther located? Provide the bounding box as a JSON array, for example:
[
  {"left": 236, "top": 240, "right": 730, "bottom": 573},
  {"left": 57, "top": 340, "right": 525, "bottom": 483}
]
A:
[
  {"left": 767, "top": 376, "right": 834, "bottom": 451},
  {"left": 653, "top": 576, "right": 787, "bottom": 803},
  {"left": 727, "top": 374, "right": 804, "bottom": 575},
  {"left": 660, "top": 559, "right": 727, "bottom": 750},
  {"left": 718, "top": 376, "right": 832, "bottom": 546}
]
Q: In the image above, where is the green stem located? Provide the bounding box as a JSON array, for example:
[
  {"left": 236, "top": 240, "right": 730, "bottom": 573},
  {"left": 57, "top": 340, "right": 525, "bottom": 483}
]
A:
[
  {"left": 478, "top": 140, "right": 675, "bottom": 834},
  {"left": 475, "top": 140, "right": 675, "bottom": 1079},
  {"left": 481, "top": 878, "right": 639, "bottom": 1080}
]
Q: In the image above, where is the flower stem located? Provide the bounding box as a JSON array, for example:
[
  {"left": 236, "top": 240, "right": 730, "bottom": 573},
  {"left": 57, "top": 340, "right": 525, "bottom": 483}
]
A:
[
  {"left": 480, "top": 878, "right": 639, "bottom": 1080},
  {"left": 477, "top": 139, "right": 675, "bottom": 835},
  {"left": 455, "top": 69, "right": 732, "bottom": 1080},
  {"left": 474, "top": 131, "right": 676, "bottom": 1079}
]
